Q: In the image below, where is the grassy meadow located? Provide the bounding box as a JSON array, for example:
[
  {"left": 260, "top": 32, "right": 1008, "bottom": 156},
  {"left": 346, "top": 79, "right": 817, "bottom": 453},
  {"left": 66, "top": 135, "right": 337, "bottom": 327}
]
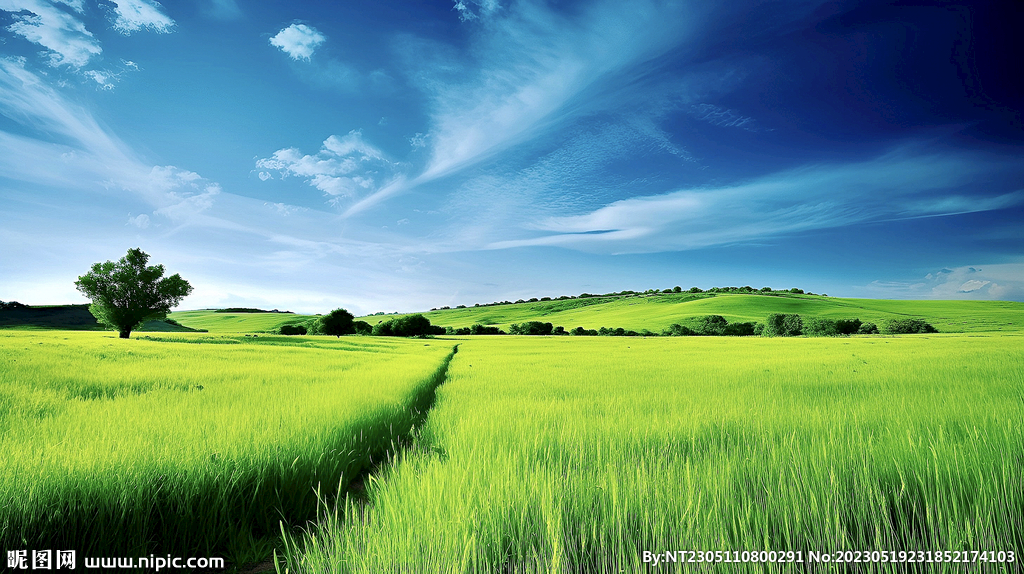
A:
[
  {"left": 282, "top": 334, "right": 1024, "bottom": 573},
  {"left": 5, "top": 296, "right": 1023, "bottom": 573},
  {"left": 344, "top": 293, "right": 1024, "bottom": 334},
  {"left": 0, "top": 330, "right": 454, "bottom": 565}
]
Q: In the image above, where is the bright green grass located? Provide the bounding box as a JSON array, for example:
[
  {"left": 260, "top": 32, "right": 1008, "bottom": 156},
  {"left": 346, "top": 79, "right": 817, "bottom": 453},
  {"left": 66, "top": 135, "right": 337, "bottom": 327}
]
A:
[
  {"left": 353, "top": 294, "right": 1024, "bottom": 334},
  {"left": 283, "top": 335, "right": 1024, "bottom": 573},
  {"left": 0, "top": 330, "right": 454, "bottom": 564},
  {"left": 168, "top": 310, "right": 318, "bottom": 333}
]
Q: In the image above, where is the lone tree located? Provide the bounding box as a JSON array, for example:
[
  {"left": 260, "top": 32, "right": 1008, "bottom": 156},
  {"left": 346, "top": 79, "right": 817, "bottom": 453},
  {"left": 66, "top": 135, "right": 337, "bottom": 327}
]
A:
[
  {"left": 74, "top": 248, "right": 192, "bottom": 339},
  {"left": 319, "top": 308, "right": 355, "bottom": 337}
]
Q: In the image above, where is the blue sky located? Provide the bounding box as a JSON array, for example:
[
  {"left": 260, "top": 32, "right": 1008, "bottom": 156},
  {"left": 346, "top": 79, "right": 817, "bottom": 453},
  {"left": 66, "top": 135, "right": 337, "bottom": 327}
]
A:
[{"left": 1, "top": 0, "right": 1021, "bottom": 314}]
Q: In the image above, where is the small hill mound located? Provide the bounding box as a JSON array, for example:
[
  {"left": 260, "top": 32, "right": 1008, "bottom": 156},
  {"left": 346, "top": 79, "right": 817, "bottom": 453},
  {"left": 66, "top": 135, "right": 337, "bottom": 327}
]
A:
[{"left": 0, "top": 304, "right": 203, "bottom": 332}]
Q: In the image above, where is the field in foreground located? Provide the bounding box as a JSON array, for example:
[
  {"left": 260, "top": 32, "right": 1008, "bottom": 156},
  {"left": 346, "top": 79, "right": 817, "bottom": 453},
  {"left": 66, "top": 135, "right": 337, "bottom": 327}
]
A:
[
  {"left": 284, "top": 334, "right": 1024, "bottom": 573},
  {"left": 0, "top": 331, "right": 454, "bottom": 566}
]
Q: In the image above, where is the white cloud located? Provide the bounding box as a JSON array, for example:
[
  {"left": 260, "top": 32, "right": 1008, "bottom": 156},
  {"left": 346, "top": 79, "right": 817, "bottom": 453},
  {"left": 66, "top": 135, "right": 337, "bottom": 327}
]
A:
[
  {"left": 127, "top": 213, "right": 150, "bottom": 228},
  {"left": 108, "top": 0, "right": 174, "bottom": 34},
  {"left": 690, "top": 103, "right": 761, "bottom": 131},
  {"left": 270, "top": 23, "right": 325, "bottom": 61},
  {"left": 453, "top": 0, "right": 499, "bottom": 22},
  {"left": 256, "top": 130, "right": 399, "bottom": 203},
  {"left": 409, "top": 132, "right": 428, "bottom": 150},
  {"left": 84, "top": 69, "right": 114, "bottom": 89},
  {"left": 868, "top": 263, "right": 1024, "bottom": 301},
  {"left": 483, "top": 148, "right": 1024, "bottom": 254},
  {"left": 1, "top": 0, "right": 102, "bottom": 67}
]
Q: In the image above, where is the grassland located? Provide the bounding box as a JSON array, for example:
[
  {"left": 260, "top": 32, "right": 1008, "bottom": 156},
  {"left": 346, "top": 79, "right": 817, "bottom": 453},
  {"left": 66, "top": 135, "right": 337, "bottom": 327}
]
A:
[
  {"left": 168, "top": 309, "right": 318, "bottom": 333},
  {"left": 166, "top": 295, "right": 1024, "bottom": 336},
  {"left": 352, "top": 293, "right": 1022, "bottom": 334},
  {"left": 283, "top": 334, "right": 1024, "bottom": 573},
  {"left": 0, "top": 330, "right": 454, "bottom": 566}
]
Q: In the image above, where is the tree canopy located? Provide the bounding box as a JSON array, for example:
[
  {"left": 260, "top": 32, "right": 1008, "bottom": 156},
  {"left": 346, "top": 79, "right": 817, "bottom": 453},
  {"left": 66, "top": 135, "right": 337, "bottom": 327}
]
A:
[
  {"left": 74, "top": 248, "right": 192, "bottom": 338},
  {"left": 319, "top": 308, "right": 356, "bottom": 337}
]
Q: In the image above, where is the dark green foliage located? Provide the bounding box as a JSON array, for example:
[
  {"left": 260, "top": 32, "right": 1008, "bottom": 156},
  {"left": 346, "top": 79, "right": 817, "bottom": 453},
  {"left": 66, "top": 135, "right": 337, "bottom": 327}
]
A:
[
  {"left": 0, "top": 300, "right": 29, "bottom": 310},
  {"left": 693, "top": 315, "right": 728, "bottom": 336},
  {"left": 688, "top": 287, "right": 703, "bottom": 293},
  {"left": 803, "top": 318, "right": 838, "bottom": 337},
  {"left": 74, "top": 248, "right": 193, "bottom": 339},
  {"left": 570, "top": 327, "right": 597, "bottom": 336},
  {"left": 279, "top": 324, "right": 307, "bottom": 336},
  {"left": 789, "top": 288, "right": 805, "bottom": 294},
  {"left": 552, "top": 326, "right": 566, "bottom": 335},
  {"left": 664, "top": 324, "right": 696, "bottom": 336},
  {"left": 884, "top": 318, "right": 938, "bottom": 334},
  {"left": 320, "top": 308, "right": 355, "bottom": 337},
  {"left": 352, "top": 321, "right": 372, "bottom": 335},
  {"left": 672, "top": 286, "right": 682, "bottom": 293},
  {"left": 858, "top": 322, "right": 880, "bottom": 334},
  {"left": 761, "top": 313, "right": 803, "bottom": 337},
  {"left": 723, "top": 321, "right": 756, "bottom": 336},
  {"left": 835, "top": 319, "right": 862, "bottom": 335},
  {"left": 760, "top": 287, "right": 772, "bottom": 292},
  {"left": 508, "top": 321, "right": 553, "bottom": 335},
  {"left": 371, "top": 314, "right": 441, "bottom": 337},
  {"left": 469, "top": 324, "right": 504, "bottom": 335}
]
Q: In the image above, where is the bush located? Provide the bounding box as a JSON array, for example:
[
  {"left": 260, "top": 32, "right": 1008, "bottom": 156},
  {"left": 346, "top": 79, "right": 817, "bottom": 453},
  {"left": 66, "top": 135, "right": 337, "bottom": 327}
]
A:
[
  {"left": 884, "top": 318, "right": 938, "bottom": 334},
  {"left": 570, "top": 327, "right": 597, "bottom": 336},
  {"left": 723, "top": 321, "right": 756, "bottom": 336},
  {"left": 469, "top": 324, "right": 504, "bottom": 335},
  {"left": 352, "top": 321, "right": 372, "bottom": 335},
  {"left": 371, "top": 314, "right": 442, "bottom": 337},
  {"left": 835, "top": 318, "right": 862, "bottom": 335},
  {"left": 761, "top": 313, "right": 803, "bottom": 337},
  {"left": 320, "top": 308, "right": 355, "bottom": 337},
  {"left": 279, "top": 324, "right": 307, "bottom": 336},
  {"left": 857, "top": 322, "right": 879, "bottom": 334},
  {"left": 552, "top": 326, "right": 566, "bottom": 335},
  {"left": 508, "top": 321, "right": 554, "bottom": 335},
  {"left": 664, "top": 324, "right": 696, "bottom": 336},
  {"left": 0, "top": 300, "right": 29, "bottom": 310},
  {"left": 803, "top": 318, "right": 838, "bottom": 337},
  {"left": 693, "top": 315, "right": 728, "bottom": 336}
]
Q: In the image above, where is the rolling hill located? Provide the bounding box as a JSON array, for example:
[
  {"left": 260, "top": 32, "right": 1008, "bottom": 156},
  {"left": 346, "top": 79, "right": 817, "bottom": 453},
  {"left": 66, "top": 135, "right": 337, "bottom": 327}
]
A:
[{"left": 165, "top": 293, "right": 1024, "bottom": 334}]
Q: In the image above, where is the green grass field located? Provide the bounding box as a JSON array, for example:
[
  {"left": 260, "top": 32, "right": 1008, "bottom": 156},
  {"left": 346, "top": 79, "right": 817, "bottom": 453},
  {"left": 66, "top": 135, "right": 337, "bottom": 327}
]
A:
[
  {"left": 6, "top": 296, "right": 1024, "bottom": 572},
  {"left": 167, "top": 295, "right": 1024, "bottom": 335},
  {"left": 168, "top": 309, "right": 318, "bottom": 333},
  {"left": 282, "top": 335, "right": 1024, "bottom": 573},
  {"left": 0, "top": 331, "right": 454, "bottom": 566},
  {"left": 348, "top": 294, "right": 1022, "bottom": 334}
]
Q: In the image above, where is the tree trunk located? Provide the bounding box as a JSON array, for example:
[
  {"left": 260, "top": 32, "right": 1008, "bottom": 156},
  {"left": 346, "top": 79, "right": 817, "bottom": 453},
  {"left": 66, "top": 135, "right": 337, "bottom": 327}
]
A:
[{"left": 119, "top": 329, "right": 131, "bottom": 339}]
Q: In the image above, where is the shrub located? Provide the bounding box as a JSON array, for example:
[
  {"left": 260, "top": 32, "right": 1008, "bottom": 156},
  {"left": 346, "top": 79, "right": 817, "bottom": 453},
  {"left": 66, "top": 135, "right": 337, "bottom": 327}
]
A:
[
  {"left": 884, "top": 318, "right": 938, "bottom": 334},
  {"left": 693, "top": 315, "right": 728, "bottom": 336},
  {"left": 469, "top": 324, "right": 504, "bottom": 335},
  {"left": 857, "top": 322, "right": 880, "bottom": 334},
  {"left": 279, "top": 324, "right": 307, "bottom": 336},
  {"left": 320, "top": 308, "right": 355, "bottom": 337},
  {"left": 371, "top": 321, "right": 394, "bottom": 336},
  {"left": 803, "top": 318, "right": 837, "bottom": 337},
  {"left": 570, "top": 327, "right": 597, "bottom": 336},
  {"left": 352, "top": 321, "right": 372, "bottom": 335},
  {"left": 761, "top": 313, "right": 803, "bottom": 337},
  {"left": 835, "top": 318, "right": 862, "bottom": 335},
  {"left": 723, "top": 321, "right": 756, "bottom": 336},
  {"left": 371, "top": 314, "right": 442, "bottom": 337},
  {"left": 508, "top": 321, "right": 553, "bottom": 335},
  {"left": 553, "top": 326, "right": 566, "bottom": 335},
  {"left": 664, "top": 324, "right": 696, "bottom": 336}
]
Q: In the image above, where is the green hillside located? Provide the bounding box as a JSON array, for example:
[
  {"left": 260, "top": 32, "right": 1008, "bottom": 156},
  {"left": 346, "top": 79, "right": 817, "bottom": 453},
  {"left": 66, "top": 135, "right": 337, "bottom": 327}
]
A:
[
  {"left": 168, "top": 294, "right": 1024, "bottom": 334},
  {"left": 357, "top": 293, "right": 1024, "bottom": 334},
  {"left": 0, "top": 304, "right": 201, "bottom": 333},
  {"left": 168, "top": 310, "right": 318, "bottom": 333}
]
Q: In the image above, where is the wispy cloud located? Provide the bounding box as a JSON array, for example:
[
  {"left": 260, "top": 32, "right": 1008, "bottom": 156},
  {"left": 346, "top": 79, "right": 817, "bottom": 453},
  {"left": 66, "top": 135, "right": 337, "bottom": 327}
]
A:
[
  {"left": 1, "top": 0, "right": 101, "bottom": 67},
  {"left": 452, "top": 0, "right": 500, "bottom": 22},
  {"left": 255, "top": 130, "right": 401, "bottom": 203},
  {"left": 340, "top": 0, "right": 697, "bottom": 215},
  {"left": 108, "top": 0, "right": 174, "bottom": 34},
  {"left": 270, "top": 23, "right": 325, "bottom": 61},
  {"left": 485, "top": 148, "right": 1024, "bottom": 254},
  {"left": 690, "top": 103, "right": 762, "bottom": 131},
  {"left": 868, "top": 263, "right": 1024, "bottom": 301}
]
